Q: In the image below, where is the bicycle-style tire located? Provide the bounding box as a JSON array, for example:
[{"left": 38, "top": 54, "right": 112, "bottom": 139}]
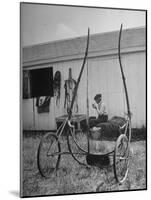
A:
[
  {"left": 37, "top": 132, "right": 61, "bottom": 178},
  {"left": 114, "top": 134, "right": 130, "bottom": 184}
]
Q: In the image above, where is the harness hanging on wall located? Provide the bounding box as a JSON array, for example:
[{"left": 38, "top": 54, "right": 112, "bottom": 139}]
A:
[
  {"left": 36, "top": 96, "right": 51, "bottom": 113},
  {"left": 53, "top": 71, "right": 61, "bottom": 106},
  {"left": 23, "top": 70, "right": 31, "bottom": 99},
  {"left": 64, "top": 68, "right": 78, "bottom": 114}
]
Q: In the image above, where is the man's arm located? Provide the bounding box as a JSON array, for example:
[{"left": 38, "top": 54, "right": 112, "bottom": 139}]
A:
[{"left": 96, "top": 103, "right": 106, "bottom": 115}]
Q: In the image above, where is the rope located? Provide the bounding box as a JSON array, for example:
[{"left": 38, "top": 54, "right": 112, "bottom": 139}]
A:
[{"left": 86, "top": 60, "right": 90, "bottom": 153}]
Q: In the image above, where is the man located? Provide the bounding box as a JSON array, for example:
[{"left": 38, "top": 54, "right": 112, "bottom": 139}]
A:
[{"left": 89, "top": 94, "right": 108, "bottom": 128}]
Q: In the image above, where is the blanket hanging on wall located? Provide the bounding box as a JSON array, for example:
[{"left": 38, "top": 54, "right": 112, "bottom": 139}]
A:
[
  {"left": 53, "top": 71, "right": 61, "bottom": 106},
  {"left": 36, "top": 96, "right": 51, "bottom": 113}
]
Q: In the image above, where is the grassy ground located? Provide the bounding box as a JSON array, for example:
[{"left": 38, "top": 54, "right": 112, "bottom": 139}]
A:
[{"left": 21, "top": 132, "right": 146, "bottom": 197}]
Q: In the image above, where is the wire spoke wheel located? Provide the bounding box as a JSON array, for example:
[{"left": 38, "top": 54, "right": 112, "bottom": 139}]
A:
[
  {"left": 114, "top": 134, "right": 130, "bottom": 183},
  {"left": 67, "top": 128, "right": 88, "bottom": 166},
  {"left": 37, "top": 132, "right": 61, "bottom": 178}
]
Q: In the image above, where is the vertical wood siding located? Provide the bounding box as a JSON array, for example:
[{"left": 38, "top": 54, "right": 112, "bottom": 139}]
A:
[{"left": 22, "top": 51, "right": 146, "bottom": 130}]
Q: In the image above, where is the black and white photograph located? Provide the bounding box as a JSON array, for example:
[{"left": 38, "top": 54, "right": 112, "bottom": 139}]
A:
[{"left": 20, "top": 2, "right": 147, "bottom": 198}]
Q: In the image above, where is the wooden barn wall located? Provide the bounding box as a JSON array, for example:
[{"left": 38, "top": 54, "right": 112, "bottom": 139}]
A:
[{"left": 22, "top": 51, "right": 146, "bottom": 130}]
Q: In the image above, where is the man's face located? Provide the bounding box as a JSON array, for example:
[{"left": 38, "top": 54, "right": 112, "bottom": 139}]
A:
[{"left": 95, "top": 98, "right": 101, "bottom": 104}]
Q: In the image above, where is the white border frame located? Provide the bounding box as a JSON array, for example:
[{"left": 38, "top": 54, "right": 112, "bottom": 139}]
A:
[{"left": 0, "top": 1, "right": 150, "bottom": 200}]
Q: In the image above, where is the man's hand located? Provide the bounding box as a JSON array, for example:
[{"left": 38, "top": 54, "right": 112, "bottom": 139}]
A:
[{"left": 92, "top": 103, "right": 97, "bottom": 109}]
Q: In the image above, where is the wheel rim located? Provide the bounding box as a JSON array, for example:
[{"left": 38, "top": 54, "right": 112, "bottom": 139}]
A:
[
  {"left": 67, "top": 129, "right": 88, "bottom": 166},
  {"left": 37, "top": 133, "right": 61, "bottom": 178},
  {"left": 114, "top": 134, "right": 129, "bottom": 183}
]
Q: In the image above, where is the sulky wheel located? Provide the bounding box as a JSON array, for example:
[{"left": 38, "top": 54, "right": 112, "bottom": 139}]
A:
[
  {"left": 37, "top": 132, "right": 61, "bottom": 178},
  {"left": 114, "top": 134, "right": 130, "bottom": 184},
  {"left": 67, "top": 128, "right": 88, "bottom": 166}
]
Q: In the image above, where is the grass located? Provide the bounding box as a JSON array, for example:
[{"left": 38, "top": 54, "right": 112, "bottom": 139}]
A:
[{"left": 21, "top": 132, "right": 146, "bottom": 197}]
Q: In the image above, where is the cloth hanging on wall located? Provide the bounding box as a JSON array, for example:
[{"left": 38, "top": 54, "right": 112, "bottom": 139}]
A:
[
  {"left": 53, "top": 71, "right": 61, "bottom": 106},
  {"left": 36, "top": 96, "right": 51, "bottom": 113}
]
